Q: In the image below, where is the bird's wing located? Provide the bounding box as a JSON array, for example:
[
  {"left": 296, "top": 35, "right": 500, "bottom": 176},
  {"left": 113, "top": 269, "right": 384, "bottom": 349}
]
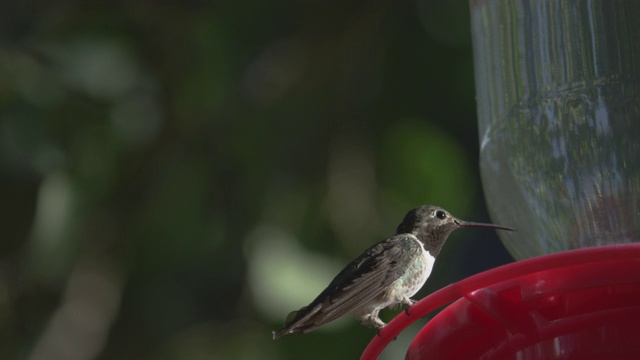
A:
[
  {"left": 273, "top": 234, "right": 422, "bottom": 338},
  {"left": 315, "top": 235, "right": 422, "bottom": 322}
]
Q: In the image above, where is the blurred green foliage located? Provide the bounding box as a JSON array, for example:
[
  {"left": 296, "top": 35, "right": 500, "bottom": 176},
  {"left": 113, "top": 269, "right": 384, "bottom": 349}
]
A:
[{"left": 0, "top": 1, "right": 512, "bottom": 359}]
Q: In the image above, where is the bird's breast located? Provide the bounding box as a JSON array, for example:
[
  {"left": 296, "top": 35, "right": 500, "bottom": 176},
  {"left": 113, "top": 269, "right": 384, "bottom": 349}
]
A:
[{"left": 398, "top": 241, "right": 436, "bottom": 298}]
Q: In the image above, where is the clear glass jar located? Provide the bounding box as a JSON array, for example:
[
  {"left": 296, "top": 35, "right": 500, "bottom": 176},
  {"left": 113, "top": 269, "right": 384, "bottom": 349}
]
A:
[{"left": 470, "top": 0, "right": 640, "bottom": 259}]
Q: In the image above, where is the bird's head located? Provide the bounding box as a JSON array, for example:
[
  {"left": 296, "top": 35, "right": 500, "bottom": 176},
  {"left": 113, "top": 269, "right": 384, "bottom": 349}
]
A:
[{"left": 396, "top": 205, "right": 515, "bottom": 256}]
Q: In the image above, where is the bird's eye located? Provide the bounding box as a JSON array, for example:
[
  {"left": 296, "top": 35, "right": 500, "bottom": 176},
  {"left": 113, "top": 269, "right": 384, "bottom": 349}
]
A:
[{"left": 435, "top": 210, "right": 446, "bottom": 219}]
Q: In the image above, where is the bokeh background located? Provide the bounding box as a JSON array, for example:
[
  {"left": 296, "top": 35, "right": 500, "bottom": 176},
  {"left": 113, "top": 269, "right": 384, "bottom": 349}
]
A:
[{"left": 0, "top": 1, "right": 514, "bottom": 359}]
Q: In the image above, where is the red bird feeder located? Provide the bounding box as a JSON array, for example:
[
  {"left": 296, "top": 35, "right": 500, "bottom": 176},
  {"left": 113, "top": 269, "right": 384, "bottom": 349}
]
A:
[{"left": 361, "top": 244, "right": 640, "bottom": 360}]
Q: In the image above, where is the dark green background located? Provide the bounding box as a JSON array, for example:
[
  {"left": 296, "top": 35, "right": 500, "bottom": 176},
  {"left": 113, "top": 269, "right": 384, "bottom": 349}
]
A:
[{"left": 0, "top": 1, "right": 512, "bottom": 359}]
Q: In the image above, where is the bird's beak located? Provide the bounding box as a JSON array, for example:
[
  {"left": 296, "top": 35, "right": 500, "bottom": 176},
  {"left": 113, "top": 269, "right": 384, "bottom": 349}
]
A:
[{"left": 454, "top": 219, "right": 516, "bottom": 232}]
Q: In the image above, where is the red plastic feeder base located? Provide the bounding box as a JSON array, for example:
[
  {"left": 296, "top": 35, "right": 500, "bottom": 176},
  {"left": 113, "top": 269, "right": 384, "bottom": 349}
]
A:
[{"left": 361, "top": 244, "right": 640, "bottom": 360}]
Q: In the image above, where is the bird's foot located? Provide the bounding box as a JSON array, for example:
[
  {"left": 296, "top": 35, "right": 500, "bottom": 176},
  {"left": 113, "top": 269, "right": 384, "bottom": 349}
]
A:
[
  {"left": 375, "top": 327, "right": 397, "bottom": 341},
  {"left": 402, "top": 297, "right": 416, "bottom": 316},
  {"left": 362, "top": 313, "right": 386, "bottom": 330},
  {"left": 374, "top": 322, "right": 385, "bottom": 338},
  {"left": 362, "top": 311, "right": 387, "bottom": 339}
]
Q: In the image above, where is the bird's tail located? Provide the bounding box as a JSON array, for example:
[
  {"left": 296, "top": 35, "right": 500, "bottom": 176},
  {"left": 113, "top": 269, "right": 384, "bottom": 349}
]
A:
[{"left": 272, "top": 304, "right": 320, "bottom": 340}]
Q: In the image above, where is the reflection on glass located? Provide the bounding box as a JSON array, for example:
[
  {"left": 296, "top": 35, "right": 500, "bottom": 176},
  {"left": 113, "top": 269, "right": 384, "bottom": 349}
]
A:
[{"left": 470, "top": 0, "right": 640, "bottom": 259}]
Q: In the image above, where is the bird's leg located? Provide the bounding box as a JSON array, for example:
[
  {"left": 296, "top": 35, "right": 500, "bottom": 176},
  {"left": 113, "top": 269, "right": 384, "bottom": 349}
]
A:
[
  {"left": 360, "top": 309, "right": 386, "bottom": 331},
  {"left": 401, "top": 297, "right": 416, "bottom": 316},
  {"left": 361, "top": 314, "right": 386, "bottom": 330}
]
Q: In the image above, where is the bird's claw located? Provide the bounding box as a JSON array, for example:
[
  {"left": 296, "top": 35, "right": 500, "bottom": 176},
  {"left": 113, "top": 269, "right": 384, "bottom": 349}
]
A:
[
  {"left": 403, "top": 298, "right": 416, "bottom": 316},
  {"left": 376, "top": 328, "right": 397, "bottom": 341}
]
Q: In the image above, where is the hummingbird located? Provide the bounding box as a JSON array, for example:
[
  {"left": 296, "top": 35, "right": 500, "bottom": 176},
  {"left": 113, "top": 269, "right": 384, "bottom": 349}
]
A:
[{"left": 272, "top": 205, "right": 515, "bottom": 340}]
